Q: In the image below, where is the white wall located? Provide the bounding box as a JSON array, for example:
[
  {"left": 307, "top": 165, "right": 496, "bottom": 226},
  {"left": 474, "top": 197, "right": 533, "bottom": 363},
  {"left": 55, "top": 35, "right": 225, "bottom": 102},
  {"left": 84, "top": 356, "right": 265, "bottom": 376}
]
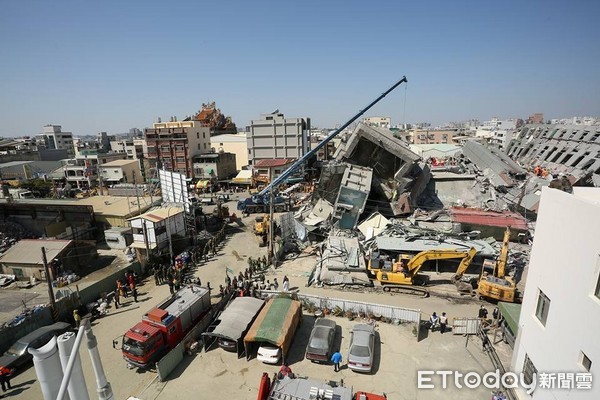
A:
[{"left": 511, "top": 187, "right": 600, "bottom": 399}]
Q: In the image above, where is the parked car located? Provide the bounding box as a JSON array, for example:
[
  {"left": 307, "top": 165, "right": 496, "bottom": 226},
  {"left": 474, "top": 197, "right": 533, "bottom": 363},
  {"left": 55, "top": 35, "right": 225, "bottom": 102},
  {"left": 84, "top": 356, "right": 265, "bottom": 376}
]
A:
[
  {"left": 257, "top": 343, "right": 281, "bottom": 364},
  {"left": 305, "top": 318, "right": 336, "bottom": 363},
  {"left": 218, "top": 338, "right": 237, "bottom": 352},
  {"left": 0, "top": 322, "right": 72, "bottom": 372},
  {"left": 347, "top": 324, "right": 375, "bottom": 372}
]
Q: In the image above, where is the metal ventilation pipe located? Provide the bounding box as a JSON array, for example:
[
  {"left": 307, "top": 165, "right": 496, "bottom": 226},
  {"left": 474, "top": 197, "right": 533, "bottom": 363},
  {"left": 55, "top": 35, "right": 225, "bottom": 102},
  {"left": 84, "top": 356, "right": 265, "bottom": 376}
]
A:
[
  {"left": 57, "top": 332, "right": 90, "bottom": 400},
  {"left": 29, "top": 336, "right": 69, "bottom": 400},
  {"left": 85, "top": 322, "right": 113, "bottom": 400}
]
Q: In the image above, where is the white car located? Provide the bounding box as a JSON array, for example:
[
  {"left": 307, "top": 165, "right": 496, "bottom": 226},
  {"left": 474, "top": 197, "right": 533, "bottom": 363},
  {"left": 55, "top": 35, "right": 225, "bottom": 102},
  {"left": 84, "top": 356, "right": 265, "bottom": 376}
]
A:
[{"left": 257, "top": 343, "right": 281, "bottom": 364}]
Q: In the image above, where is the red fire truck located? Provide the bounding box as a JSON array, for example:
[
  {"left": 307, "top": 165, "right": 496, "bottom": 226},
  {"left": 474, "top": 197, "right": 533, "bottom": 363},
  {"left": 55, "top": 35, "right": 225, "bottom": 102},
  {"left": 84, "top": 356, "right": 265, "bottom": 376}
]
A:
[{"left": 119, "top": 284, "right": 211, "bottom": 368}]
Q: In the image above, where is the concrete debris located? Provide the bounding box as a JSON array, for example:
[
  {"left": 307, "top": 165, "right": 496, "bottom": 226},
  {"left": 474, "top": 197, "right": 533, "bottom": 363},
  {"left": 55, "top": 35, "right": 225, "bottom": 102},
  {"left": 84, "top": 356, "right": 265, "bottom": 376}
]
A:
[
  {"left": 332, "top": 123, "right": 430, "bottom": 216},
  {"left": 357, "top": 212, "right": 391, "bottom": 240}
]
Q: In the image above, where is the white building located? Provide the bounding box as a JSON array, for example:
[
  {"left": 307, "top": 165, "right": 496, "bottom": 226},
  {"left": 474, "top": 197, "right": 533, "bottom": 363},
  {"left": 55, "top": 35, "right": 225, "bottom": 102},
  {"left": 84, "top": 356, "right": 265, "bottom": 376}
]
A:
[
  {"left": 109, "top": 138, "right": 146, "bottom": 160},
  {"left": 511, "top": 186, "right": 600, "bottom": 399},
  {"left": 128, "top": 207, "right": 185, "bottom": 254},
  {"left": 475, "top": 118, "right": 518, "bottom": 139},
  {"left": 491, "top": 130, "right": 514, "bottom": 149},
  {"left": 98, "top": 159, "right": 142, "bottom": 184},
  {"left": 39, "top": 125, "right": 75, "bottom": 157},
  {"left": 363, "top": 116, "right": 391, "bottom": 129}
]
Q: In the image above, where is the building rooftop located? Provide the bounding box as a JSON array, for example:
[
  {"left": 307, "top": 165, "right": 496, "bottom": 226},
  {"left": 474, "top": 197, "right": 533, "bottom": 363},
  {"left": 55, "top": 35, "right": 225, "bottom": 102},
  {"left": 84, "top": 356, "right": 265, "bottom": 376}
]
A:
[
  {"left": 99, "top": 159, "right": 138, "bottom": 167},
  {"left": 210, "top": 133, "right": 247, "bottom": 143},
  {"left": 254, "top": 158, "right": 295, "bottom": 168},
  {"left": 130, "top": 206, "right": 184, "bottom": 223},
  {"left": 0, "top": 239, "right": 72, "bottom": 265},
  {"left": 0, "top": 160, "right": 34, "bottom": 168},
  {"left": 75, "top": 196, "right": 153, "bottom": 217}
]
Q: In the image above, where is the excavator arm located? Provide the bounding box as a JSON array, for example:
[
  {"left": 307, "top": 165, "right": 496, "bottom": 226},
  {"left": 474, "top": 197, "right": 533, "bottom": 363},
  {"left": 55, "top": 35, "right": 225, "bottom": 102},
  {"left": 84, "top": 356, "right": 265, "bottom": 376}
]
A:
[
  {"left": 405, "top": 248, "right": 477, "bottom": 278},
  {"left": 496, "top": 227, "right": 511, "bottom": 278},
  {"left": 451, "top": 247, "right": 478, "bottom": 280}
]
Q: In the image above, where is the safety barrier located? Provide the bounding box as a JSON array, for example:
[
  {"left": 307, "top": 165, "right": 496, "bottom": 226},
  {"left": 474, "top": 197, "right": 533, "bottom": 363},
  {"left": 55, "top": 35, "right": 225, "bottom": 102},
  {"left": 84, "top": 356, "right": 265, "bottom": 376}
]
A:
[{"left": 260, "top": 291, "right": 421, "bottom": 324}]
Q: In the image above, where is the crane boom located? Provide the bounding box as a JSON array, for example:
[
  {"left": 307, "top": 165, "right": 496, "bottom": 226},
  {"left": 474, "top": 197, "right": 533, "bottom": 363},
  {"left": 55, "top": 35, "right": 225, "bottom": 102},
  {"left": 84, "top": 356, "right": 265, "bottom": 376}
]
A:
[{"left": 256, "top": 76, "right": 408, "bottom": 200}]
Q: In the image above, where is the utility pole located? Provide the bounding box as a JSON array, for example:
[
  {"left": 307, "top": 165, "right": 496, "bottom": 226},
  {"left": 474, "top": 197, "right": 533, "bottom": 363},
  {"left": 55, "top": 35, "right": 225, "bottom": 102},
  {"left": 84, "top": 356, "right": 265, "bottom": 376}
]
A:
[
  {"left": 133, "top": 173, "right": 141, "bottom": 216},
  {"left": 268, "top": 187, "right": 274, "bottom": 267},
  {"left": 41, "top": 247, "right": 57, "bottom": 321}
]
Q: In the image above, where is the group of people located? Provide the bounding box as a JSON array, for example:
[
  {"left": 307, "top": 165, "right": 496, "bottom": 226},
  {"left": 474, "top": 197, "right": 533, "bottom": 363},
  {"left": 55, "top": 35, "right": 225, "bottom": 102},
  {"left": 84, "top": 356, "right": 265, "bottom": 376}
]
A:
[
  {"left": 247, "top": 256, "right": 269, "bottom": 271},
  {"left": 428, "top": 312, "right": 449, "bottom": 333},
  {"left": 218, "top": 260, "right": 291, "bottom": 299},
  {"left": 115, "top": 270, "right": 139, "bottom": 308},
  {"left": 196, "top": 225, "right": 228, "bottom": 264}
]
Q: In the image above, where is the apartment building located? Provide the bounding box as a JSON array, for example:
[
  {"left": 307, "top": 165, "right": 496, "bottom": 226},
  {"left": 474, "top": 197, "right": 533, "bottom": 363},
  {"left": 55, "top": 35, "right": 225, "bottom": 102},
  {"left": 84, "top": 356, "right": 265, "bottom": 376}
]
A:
[
  {"left": 39, "top": 125, "right": 75, "bottom": 157},
  {"left": 192, "top": 152, "right": 237, "bottom": 181},
  {"left": 61, "top": 151, "right": 127, "bottom": 188},
  {"left": 247, "top": 112, "right": 310, "bottom": 166},
  {"left": 144, "top": 120, "right": 211, "bottom": 178},
  {"left": 411, "top": 129, "right": 456, "bottom": 145},
  {"left": 98, "top": 159, "right": 143, "bottom": 184},
  {"left": 363, "top": 116, "right": 391, "bottom": 129},
  {"left": 506, "top": 124, "right": 600, "bottom": 182},
  {"left": 511, "top": 187, "right": 600, "bottom": 399}
]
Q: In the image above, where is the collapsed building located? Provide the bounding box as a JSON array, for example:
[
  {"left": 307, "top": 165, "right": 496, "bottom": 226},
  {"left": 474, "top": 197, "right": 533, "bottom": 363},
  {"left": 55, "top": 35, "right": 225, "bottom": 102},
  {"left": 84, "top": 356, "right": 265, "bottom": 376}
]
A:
[
  {"left": 507, "top": 124, "right": 600, "bottom": 186},
  {"left": 301, "top": 123, "right": 430, "bottom": 234}
]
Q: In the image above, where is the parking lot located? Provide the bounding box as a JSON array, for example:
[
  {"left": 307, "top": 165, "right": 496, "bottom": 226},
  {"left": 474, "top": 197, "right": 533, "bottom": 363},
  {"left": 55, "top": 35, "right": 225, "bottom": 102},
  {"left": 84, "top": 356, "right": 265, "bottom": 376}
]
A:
[
  {"left": 139, "top": 312, "right": 496, "bottom": 400},
  {"left": 4, "top": 203, "right": 503, "bottom": 399}
]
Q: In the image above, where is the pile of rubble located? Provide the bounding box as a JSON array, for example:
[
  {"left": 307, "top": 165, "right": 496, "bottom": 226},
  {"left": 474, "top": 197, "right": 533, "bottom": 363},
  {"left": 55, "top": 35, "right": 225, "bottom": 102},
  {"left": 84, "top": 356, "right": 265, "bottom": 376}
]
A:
[{"left": 0, "top": 220, "right": 36, "bottom": 253}]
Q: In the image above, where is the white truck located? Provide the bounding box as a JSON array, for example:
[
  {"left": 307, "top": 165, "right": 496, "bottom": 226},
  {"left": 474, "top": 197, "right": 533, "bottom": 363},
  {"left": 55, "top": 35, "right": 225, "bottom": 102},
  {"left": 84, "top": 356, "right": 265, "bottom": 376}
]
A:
[{"left": 0, "top": 188, "right": 35, "bottom": 199}]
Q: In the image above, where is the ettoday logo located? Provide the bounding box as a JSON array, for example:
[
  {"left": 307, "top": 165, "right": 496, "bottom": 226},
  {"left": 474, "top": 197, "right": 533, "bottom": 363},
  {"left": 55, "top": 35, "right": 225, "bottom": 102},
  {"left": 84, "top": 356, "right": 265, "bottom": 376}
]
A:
[{"left": 417, "top": 370, "right": 536, "bottom": 394}]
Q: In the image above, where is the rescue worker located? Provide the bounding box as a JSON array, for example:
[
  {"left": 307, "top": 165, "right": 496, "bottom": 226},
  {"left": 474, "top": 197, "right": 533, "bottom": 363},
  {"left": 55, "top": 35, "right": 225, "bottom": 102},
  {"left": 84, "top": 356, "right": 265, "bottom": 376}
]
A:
[
  {"left": 73, "top": 309, "right": 81, "bottom": 328},
  {"left": 439, "top": 312, "right": 448, "bottom": 334}
]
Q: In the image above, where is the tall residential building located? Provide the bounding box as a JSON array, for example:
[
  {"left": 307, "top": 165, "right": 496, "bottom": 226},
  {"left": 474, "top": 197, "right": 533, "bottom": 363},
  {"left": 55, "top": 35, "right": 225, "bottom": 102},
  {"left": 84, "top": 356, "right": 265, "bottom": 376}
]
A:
[
  {"left": 39, "top": 125, "right": 75, "bottom": 157},
  {"left": 247, "top": 112, "right": 310, "bottom": 167},
  {"left": 511, "top": 186, "right": 600, "bottom": 399},
  {"left": 144, "top": 120, "right": 211, "bottom": 178}
]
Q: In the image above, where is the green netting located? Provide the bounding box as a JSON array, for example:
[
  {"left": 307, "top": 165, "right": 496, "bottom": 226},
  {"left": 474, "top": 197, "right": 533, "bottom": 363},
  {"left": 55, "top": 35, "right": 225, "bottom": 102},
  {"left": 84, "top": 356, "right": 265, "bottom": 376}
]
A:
[
  {"left": 254, "top": 298, "right": 292, "bottom": 343},
  {"left": 498, "top": 301, "right": 521, "bottom": 334}
]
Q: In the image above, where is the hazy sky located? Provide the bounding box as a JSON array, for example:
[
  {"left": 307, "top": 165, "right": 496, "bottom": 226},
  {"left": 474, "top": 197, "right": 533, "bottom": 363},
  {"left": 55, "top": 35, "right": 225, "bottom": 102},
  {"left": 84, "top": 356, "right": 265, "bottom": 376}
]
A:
[{"left": 1, "top": 0, "right": 599, "bottom": 137}]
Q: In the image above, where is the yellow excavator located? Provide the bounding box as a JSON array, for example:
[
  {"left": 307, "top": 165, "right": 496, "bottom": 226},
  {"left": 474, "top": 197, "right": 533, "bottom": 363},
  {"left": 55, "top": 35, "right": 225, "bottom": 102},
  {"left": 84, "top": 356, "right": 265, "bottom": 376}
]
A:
[
  {"left": 368, "top": 247, "right": 477, "bottom": 297},
  {"left": 475, "top": 227, "right": 518, "bottom": 302},
  {"left": 254, "top": 214, "right": 269, "bottom": 247}
]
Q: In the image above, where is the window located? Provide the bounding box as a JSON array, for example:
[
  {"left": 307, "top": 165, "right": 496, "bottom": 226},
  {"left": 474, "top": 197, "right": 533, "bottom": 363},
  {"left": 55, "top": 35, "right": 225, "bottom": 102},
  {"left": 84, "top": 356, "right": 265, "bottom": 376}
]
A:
[
  {"left": 198, "top": 144, "right": 201, "bottom": 150},
  {"left": 535, "top": 289, "right": 550, "bottom": 326},
  {"left": 196, "top": 132, "right": 199, "bottom": 139},
  {"left": 204, "top": 143, "right": 207, "bottom": 149},
  {"left": 580, "top": 352, "right": 592, "bottom": 372},
  {"left": 203, "top": 132, "right": 206, "bottom": 139},
  {"left": 523, "top": 354, "right": 538, "bottom": 390}
]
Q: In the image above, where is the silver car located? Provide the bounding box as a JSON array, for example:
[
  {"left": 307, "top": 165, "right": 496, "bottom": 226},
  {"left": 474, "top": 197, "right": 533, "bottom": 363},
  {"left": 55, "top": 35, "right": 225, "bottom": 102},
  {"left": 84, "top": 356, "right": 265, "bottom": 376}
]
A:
[
  {"left": 305, "top": 318, "right": 336, "bottom": 363},
  {"left": 347, "top": 324, "right": 375, "bottom": 372}
]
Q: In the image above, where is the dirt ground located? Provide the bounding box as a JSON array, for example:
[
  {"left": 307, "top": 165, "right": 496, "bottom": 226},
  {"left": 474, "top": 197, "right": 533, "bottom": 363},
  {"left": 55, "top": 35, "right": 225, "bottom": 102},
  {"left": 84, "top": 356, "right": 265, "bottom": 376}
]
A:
[{"left": 4, "top": 200, "right": 513, "bottom": 399}]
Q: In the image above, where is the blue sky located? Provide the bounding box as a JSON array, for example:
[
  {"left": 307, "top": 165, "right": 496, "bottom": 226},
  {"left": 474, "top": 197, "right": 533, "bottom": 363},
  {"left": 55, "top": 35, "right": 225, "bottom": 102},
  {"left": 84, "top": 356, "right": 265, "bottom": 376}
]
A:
[{"left": 1, "top": 0, "right": 599, "bottom": 137}]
